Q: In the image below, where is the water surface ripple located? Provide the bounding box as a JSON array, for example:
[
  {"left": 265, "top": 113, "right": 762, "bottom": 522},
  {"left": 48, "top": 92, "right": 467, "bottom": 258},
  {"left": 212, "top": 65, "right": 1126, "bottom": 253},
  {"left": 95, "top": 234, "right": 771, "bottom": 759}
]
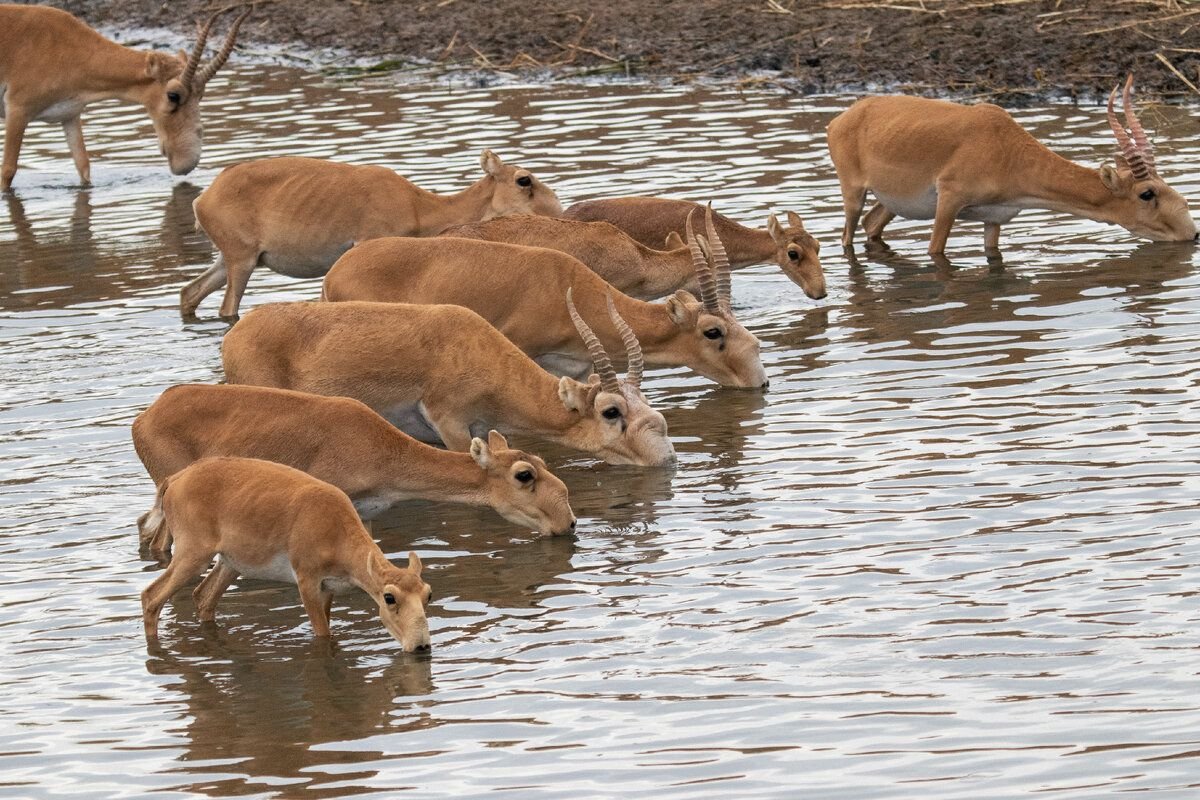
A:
[{"left": 2, "top": 67, "right": 1200, "bottom": 798}]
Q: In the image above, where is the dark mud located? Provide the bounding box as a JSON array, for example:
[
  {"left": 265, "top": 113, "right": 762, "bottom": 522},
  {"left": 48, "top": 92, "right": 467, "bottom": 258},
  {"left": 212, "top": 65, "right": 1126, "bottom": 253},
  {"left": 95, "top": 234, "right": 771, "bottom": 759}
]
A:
[{"left": 38, "top": 0, "right": 1200, "bottom": 101}]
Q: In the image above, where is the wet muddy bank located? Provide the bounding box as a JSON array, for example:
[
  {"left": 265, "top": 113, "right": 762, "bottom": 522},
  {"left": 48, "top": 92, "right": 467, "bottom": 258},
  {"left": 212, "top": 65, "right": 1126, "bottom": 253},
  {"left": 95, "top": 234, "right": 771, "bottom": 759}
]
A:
[{"left": 32, "top": 0, "right": 1200, "bottom": 102}]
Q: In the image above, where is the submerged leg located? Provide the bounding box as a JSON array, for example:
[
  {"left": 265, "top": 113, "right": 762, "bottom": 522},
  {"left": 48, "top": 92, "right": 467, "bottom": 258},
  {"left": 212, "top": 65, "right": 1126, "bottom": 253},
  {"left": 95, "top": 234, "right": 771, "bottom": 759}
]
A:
[
  {"left": 141, "top": 539, "right": 215, "bottom": 640},
  {"left": 192, "top": 559, "right": 239, "bottom": 622},
  {"left": 297, "top": 574, "right": 334, "bottom": 637},
  {"left": 217, "top": 255, "right": 261, "bottom": 319},
  {"left": 839, "top": 183, "right": 868, "bottom": 249},
  {"left": 862, "top": 203, "right": 895, "bottom": 241},
  {"left": 61, "top": 116, "right": 90, "bottom": 186},
  {"left": 928, "top": 184, "right": 965, "bottom": 256},
  {"left": 2, "top": 108, "right": 31, "bottom": 191},
  {"left": 983, "top": 222, "right": 1001, "bottom": 252},
  {"left": 180, "top": 254, "right": 229, "bottom": 316}
]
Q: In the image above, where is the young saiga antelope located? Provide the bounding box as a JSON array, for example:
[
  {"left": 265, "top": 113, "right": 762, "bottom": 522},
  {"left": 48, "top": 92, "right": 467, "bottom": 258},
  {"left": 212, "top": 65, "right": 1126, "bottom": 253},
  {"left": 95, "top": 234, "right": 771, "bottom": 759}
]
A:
[
  {"left": 184, "top": 150, "right": 563, "bottom": 318},
  {"left": 324, "top": 205, "right": 769, "bottom": 389},
  {"left": 221, "top": 300, "right": 676, "bottom": 467},
  {"left": 140, "top": 456, "right": 432, "bottom": 651},
  {"left": 827, "top": 75, "right": 1197, "bottom": 255},
  {"left": 563, "top": 197, "right": 825, "bottom": 300},
  {"left": 132, "top": 384, "right": 576, "bottom": 554},
  {"left": 0, "top": 4, "right": 249, "bottom": 190}
]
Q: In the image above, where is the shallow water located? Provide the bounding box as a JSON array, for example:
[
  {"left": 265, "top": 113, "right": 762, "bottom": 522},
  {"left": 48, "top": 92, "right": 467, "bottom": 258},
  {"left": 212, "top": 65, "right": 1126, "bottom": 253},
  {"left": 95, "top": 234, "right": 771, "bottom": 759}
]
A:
[{"left": 3, "top": 64, "right": 1200, "bottom": 799}]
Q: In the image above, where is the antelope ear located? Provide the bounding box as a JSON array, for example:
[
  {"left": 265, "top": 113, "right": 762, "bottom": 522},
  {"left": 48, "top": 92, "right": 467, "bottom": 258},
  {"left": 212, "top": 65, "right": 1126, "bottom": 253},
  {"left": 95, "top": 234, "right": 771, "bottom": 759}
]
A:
[
  {"left": 408, "top": 551, "right": 422, "bottom": 575},
  {"left": 785, "top": 210, "right": 805, "bottom": 230},
  {"left": 664, "top": 231, "right": 685, "bottom": 250},
  {"left": 1099, "top": 163, "right": 1122, "bottom": 194},
  {"left": 176, "top": 49, "right": 189, "bottom": 66},
  {"left": 487, "top": 429, "right": 509, "bottom": 451},
  {"left": 766, "top": 213, "right": 785, "bottom": 244},
  {"left": 665, "top": 290, "right": 697, "bottom": 325},
  {"left": 481, "top": 149, "right": 503, "bottom": 176},
  {"left": 558, "top": 376, "right": 588, "bottom": 412},
  {"left": 470, "top": 437, "right": 492, "bottom": 468},
  {"left": 145, "top": 52, "right": 172, "bottom": 80}
]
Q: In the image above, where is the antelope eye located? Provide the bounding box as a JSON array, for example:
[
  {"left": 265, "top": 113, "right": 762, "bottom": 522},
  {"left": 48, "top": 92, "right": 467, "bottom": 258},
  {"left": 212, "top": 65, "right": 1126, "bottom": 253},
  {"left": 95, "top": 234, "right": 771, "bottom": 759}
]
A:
[
  {"left": 1139, "top": 189, "right": 1156, "bottom": 202},
  {"left": 383, "top": 593, "right": 396, "bottom": 605},
  {"left": 167, "top": 91, "right": 181, "bottom": 105},
  {"left": 703, "top": 327, "right": 723, "bottom": 340},
  {"left": 516, "top": 175, "right": 533, "bottom": 188},
  {"left": 787, "top": 249, "right": 800, "bottom": 261},
  {"left": 515, "top": 469, "right": 534, "bottom": 483},
  {"left": 602, "top": 406, "right": 621, "bottom": 420}
]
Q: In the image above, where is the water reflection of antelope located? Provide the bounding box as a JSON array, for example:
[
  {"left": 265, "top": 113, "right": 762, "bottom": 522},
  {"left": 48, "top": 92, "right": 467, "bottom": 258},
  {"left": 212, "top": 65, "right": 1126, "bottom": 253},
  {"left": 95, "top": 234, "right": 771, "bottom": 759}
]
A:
[
  {"left": 145, "top": 634, "right": 436, "bottom": 797},
  {"left": 842, "top": 241, "right": 1197, "bottom": 366},
  {"left": 0, "top": 183, "right": 210, "bottom": 309}
]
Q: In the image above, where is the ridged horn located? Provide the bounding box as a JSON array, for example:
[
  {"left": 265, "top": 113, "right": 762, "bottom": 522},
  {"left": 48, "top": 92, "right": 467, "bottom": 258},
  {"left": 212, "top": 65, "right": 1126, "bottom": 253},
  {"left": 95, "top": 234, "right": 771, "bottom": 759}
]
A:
[
  {"left": 606, "top": 294, "right": 643, "bottom": 389},
  {"left": 1107, "top": 82, "right": 1150, "bottom": 181},
  {"left": 180, "top": 10, "right": 224, "bottom": 92},
  {"left": 566, "top": 288, "right": 620, "bottom": 394},
  {"left": 685, "top": 210, "right": 721, "bottom": 314},
  {"left": 195, "top": 6, "right": 253, "bottom": 89},
  {"left": 1121, "top": 73, "right": 1157, "bottom": 176},
  {"left": 704, "top": 202, "right": 732, "bottom": 311}
]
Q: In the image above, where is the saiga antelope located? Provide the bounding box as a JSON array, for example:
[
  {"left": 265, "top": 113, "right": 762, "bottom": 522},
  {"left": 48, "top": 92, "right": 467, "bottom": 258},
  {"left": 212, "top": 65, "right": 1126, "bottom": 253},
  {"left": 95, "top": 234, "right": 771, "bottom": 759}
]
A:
[
  {"left": 0, "top": 4, "right": 249, "bottom": 190},
  {"left": 439, "top": 215, "right": 696, "bottom": 301},
  {"left": 140, "top": 456, "right": 433, "bottom": 651},
  {"left": 132, "top": 383, "right": 576, "bottom": 553},
  {"left": 827, "top": 75, "right": 1197, "bottom": 255},
  {"left": 221, "top": 300, "right": 676, "bottom": 467},
  {"left": 563, "top": 197, "right": 825, "bottom": 300},
  {"left": 324, "top": 206, "right": 769, "bottom": 389},
  {"left": 184, "top": 150, "right": 563, "bottom": 318}
]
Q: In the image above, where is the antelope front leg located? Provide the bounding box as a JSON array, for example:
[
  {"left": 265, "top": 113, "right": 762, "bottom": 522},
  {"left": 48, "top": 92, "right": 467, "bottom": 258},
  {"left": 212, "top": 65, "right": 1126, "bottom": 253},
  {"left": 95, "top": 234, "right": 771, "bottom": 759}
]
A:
[
  {"left": 2, "top": 107, "right": 32, "bottom": 191},
  {"left": 426, "top": 407, "right": 474, "bottom": 452},
  {"left": 297, "top": 574, "right": 334, "bottom": 637},
  {"left": 928, "top": 184, "right": 965, "bottom": 256},
  {"left": 61, "top": 116, "right": 91, "bottom": 186}
]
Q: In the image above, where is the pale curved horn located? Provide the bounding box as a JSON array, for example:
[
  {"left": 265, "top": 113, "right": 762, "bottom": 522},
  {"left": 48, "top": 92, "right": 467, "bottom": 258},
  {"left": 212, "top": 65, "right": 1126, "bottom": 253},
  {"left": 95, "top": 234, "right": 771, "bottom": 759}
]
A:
[
  {"left": 606, "top": 294, "right": 643, "bottom": 389},
  {"left": 685, "top": 210, "right": 721, "bottom": 313},
  {"left": 1121, "top": 74, "right": 1157, "bottom": 176},
  {"left": 704, "top": 203, "right": 732, "bottom": 311},
  {"left": 195, "top": 6, "right": 253, "bottom": 89},
  {"left": 180, "top": 10, "right": 224, "bottom": 92},
  {"left": 1107, "top": 83, "right": 1150, "bottom": 181},
  {"left": 566, "top": 288, "right": 620, "bottom": 394}
]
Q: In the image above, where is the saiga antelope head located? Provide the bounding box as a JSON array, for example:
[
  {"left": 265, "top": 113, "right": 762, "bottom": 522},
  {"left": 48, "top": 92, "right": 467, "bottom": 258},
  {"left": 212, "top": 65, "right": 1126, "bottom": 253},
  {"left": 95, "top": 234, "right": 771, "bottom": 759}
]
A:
[{"left": 144, "top": 7, "right": 251, "bottom": 176}]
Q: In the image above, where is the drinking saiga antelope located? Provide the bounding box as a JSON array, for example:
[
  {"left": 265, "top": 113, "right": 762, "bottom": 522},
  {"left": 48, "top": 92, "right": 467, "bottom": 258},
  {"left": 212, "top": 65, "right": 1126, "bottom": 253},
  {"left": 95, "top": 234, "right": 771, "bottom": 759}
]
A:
[
  {"left": 140, "top": 456, "right": 433, "bottom": 651},
  {"left": 184, "top": 150, "right": 563, "bottom": 318},
  {"left": 0, "top": 4, "right": 249, "bottom": 190},
  {"left": 221, "top": 299, "right": 676, "bottom": 467},
  {"left": 325, "top": 206, "right": 769, "bottom": 389},
  {"left": 132, "top": 384, "right": 576, "bottom": 555},
  {"left": 827, "top": 75, "right": 1197, "bottom": 255},
  {"left": 562, "top": 197, "right": 825, "bottom": 300}
]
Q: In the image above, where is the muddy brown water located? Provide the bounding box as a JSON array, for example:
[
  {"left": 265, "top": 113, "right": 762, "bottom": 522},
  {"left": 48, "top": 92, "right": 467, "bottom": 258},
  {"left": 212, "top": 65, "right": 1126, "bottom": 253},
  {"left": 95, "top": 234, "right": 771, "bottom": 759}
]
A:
[{"left": 3, "top": 64, "right": 1200, "bottom": 798}]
